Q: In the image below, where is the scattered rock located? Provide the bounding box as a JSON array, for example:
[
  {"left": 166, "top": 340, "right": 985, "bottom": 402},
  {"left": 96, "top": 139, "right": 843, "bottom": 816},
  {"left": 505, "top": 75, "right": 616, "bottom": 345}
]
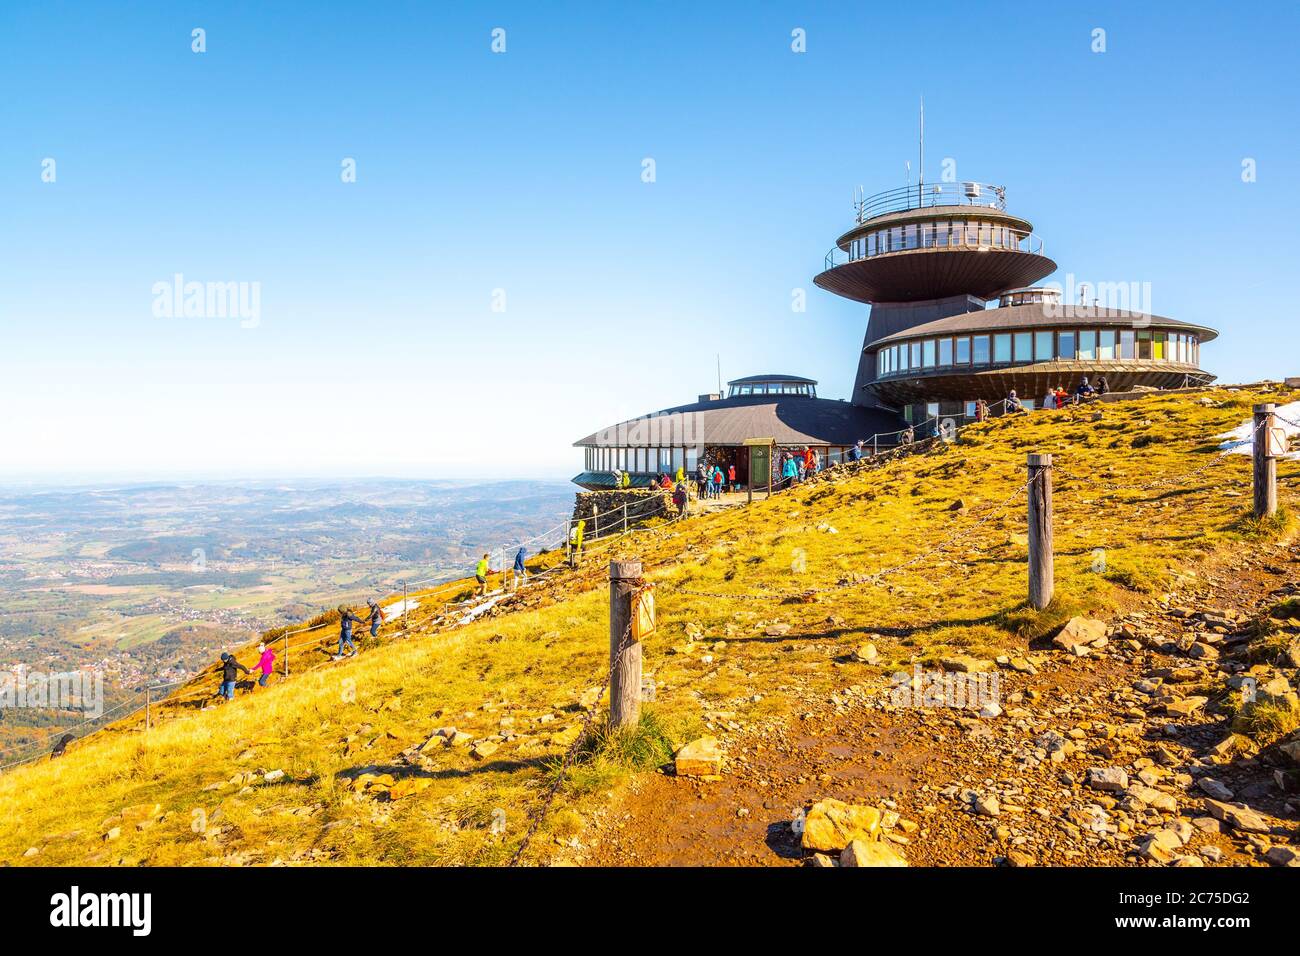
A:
[
  {"left": 1087, "top": 767, "right": 1129, "bottom": 793},
  {"left": 675, "top": 737, "right": 724, "bottom": 778},
  {"left": 1204, "top": 798, "right": 1270, "bottom": 833},
  {"left": 840, "top": 838, "right": 906, "bottom": 867}
]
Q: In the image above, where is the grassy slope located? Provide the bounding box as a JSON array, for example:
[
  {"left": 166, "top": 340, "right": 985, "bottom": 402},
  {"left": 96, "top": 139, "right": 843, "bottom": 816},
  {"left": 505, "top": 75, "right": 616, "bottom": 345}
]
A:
[{"left": 3, "top": 385, "right": 1297, "bottom": 866}]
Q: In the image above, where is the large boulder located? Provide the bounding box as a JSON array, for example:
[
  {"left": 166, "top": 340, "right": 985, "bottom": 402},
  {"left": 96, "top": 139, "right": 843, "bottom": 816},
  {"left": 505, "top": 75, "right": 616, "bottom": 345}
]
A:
[{"left": 801, "top": 799, "right": 882, "bottom": 852}]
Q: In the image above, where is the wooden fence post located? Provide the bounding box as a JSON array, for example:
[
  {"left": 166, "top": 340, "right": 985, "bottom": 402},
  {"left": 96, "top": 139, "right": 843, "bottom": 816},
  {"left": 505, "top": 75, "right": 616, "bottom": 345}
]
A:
[
  {"left": 608, "top": 560, "right": 643, "bottom": 731},
  {"left": 1254, "top": 403, "right": 1277, "bottom": 519},
  {"left": 283, "top": 633, "right": 290, "bottom": 678},
  {"left": 1027, "top": 453, "right": 1054, "bottom": 610}
]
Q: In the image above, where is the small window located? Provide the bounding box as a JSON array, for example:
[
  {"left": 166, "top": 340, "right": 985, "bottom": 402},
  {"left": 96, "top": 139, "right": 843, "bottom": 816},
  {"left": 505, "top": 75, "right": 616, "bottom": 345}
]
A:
[
  {"left": 993, "top": 333, "right": 1012, "bottom": 363},
  {"left": 1058, "top": 330, "right": 1076, "bottom": 359},
  {"left": 926, "top": 402, "right": 940, "bottom": 419},
  {"left": 964, "top": 401, "right": 978, "bottom": 418},
  {"left": 1014, "top": 332, "right": 1032, "bottom": 361},
  {"left": 972, "top": 335, "right": 990, "bottom": 365},
  {"left": 1120, "top": 329, "right": 1135, "bottom": 359},
  {"left": 955, "top": 336, "right": 971, "bottom": 364},
  {"left": 909, "top": 341, "right": 921, "bottom": 368},
  {"left": 938, "top": 338, "right": 953, "bottom": 366},
  {"left": 922, "top": 340, "right": 936, "bottom": 367},
  {"left": 1034, "top": 331, "right": 1053, "bottom": 361},
  {"left": 1137, "top": 330, "right": 1152, "bottom": 360},
  {"left": 1098, "top": 330, "right": 1115, "bottom": 360},
  {"left": 1078, "top": 330, "right": 1096, "bottom": 361}
]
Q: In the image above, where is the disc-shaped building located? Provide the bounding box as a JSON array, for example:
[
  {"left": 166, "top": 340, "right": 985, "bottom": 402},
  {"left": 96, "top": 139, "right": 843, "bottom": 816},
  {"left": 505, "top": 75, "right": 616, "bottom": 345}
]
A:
[{"left": 814, "top": 181, "right": 1217, "bottom": 421}]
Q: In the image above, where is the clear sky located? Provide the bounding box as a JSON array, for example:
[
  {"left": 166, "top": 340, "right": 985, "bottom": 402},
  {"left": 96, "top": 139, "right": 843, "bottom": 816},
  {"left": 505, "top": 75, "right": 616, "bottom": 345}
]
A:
[{"left": 2, "top": 1, "right": 1297, "bottom": 483}]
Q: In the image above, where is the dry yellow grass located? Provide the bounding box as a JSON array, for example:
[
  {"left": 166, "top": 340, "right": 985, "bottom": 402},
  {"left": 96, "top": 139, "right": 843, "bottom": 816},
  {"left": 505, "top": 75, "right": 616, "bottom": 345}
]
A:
[{"left": 2, "top": 384, "right": 1296, "bottom": 866}]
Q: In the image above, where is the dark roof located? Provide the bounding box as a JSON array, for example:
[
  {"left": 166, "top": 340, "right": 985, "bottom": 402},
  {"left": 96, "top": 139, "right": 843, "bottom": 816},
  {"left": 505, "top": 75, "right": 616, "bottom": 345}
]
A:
[
  {"left": 727, "top": 373, "right": 817, "bottom": 386},
  {"left": 870, "top": 304, "right": 1218, "bottom": 346},
  {"left": 573, "top": 394, "right": 901, "bottom": 447}
]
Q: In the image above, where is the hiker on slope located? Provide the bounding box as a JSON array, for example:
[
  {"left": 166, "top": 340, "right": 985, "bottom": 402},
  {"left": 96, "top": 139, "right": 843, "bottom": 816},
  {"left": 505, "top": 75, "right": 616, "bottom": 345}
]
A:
[
  {"left": 251, "top": 643, "right": 276, "bottom": 689},
  {"left": 335, "top": 605, "right": 364, "bottom": 660},
  {"left": 365, "top": 598, "right": 386, "bottom": 639},
  {"left": 217, "top": 652, "right": 250, "bottom": 700},
  {"left": 513, "top": 546, "right": 528, "bottom": 587}
]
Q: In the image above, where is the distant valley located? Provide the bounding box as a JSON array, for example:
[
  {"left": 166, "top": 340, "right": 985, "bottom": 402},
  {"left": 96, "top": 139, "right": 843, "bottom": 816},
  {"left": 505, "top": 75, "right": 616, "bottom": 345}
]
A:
[{"left": 0, "top": 477, "right": 573, "bottom": 758}]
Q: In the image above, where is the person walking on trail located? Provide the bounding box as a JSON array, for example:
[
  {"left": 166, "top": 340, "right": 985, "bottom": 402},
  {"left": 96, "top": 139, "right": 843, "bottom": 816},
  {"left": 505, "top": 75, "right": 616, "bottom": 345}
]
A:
[
  {"left": 727, "top": 463, "right": 736, "bottom": 492},
  {"left": 335, "top": 605, "right": 363, "bottom": 660},
  {"left": 712, "top": 465, "right": 724, "bottom": 498},
  {"left": 475, "top": 553, "right": 491, "bottom": 597},
  {"left": 621, "top": 470, "right": 630, "bottom": 488},
  {"left": 252, "top": 642, "right": 276, "bottom": 689},
  {"left": 781, "top": 453, "right": 799, "bottom": 487},
  {"left": 672, "top": 481, "right": 688, "bottom": 518},
  {"left": 365, "top": 598, "right": 386, "bottom": 639},
  {"left": 513, "top": 546, "right": 528, "bottom": 587},
  {"left": 217, "top": 652, "right": 250, "bottom": 700}
]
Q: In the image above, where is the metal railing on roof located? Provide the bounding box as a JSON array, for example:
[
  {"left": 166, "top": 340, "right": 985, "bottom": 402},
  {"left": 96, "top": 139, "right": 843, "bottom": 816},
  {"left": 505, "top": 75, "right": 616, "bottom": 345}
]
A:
[{"left": 855, "top": 181, "right": 1006, "bottom": 223}]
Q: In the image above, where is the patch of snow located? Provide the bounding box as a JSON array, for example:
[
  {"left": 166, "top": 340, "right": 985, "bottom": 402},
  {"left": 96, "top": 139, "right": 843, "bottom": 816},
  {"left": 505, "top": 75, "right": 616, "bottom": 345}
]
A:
[
  {"left": 1217, "top": 400, "right": 1300, "bottom": 461},
  {"left": 382, "top": 598, "right": 420, "bottom": 618}
]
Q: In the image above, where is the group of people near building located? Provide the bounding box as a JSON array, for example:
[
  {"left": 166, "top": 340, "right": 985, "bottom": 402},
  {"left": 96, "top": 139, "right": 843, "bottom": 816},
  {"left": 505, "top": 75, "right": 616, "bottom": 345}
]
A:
[
  {"left": 778, "top": 446, "right": 822, "bottom": 487},
  {"left": 1013, "top": 374, "right": 1110, "bottom": 411},
  {"left": 695, "top": 461, "right": 737, "bottom": 498}
]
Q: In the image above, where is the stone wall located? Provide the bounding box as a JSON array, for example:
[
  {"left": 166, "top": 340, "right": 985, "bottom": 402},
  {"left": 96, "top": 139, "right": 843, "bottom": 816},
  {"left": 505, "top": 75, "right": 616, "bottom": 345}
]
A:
[{"left": 571, "top": 490, "right": 668, "bottom": 535}]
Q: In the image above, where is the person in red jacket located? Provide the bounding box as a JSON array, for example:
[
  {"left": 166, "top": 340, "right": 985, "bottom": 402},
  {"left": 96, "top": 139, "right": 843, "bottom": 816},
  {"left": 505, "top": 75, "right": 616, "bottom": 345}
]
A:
[{"left": 727, "top": 463, "right": 736, "bottom": 492}]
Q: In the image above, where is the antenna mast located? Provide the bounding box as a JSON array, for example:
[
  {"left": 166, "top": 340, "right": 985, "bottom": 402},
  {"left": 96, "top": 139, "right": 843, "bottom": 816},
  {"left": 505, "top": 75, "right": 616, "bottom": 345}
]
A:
[{"left": 918, "top": 95, "right": 925, "bottom": 207}]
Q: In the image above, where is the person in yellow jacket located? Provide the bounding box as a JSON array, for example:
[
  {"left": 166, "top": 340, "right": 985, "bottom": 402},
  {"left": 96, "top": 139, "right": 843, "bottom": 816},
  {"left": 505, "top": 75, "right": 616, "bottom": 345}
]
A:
[{"left": 675, "top": 465, "right": 685, "bottom": 484}]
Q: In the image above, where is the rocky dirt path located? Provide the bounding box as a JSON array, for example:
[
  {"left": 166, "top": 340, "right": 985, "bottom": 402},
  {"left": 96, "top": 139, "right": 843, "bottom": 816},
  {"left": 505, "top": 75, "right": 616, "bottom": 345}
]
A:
[{"left": 576, "top": 540, "right": 1300, "bottom": 867}]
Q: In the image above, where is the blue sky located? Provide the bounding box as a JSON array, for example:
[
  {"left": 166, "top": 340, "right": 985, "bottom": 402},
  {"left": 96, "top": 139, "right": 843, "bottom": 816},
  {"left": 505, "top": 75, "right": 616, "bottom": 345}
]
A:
[{"left": 2, "top": 1, "right": 1296, "bottom": 482}]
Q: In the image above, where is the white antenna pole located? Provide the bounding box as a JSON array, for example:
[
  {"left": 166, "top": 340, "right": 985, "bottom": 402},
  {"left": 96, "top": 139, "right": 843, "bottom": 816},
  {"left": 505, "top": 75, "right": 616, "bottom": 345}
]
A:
[
  {"left": 716, "top": 354, "right": 722, "bottom": 394},
  {"left": 919, "top": 95, "right": 925, "bottom": 206}
]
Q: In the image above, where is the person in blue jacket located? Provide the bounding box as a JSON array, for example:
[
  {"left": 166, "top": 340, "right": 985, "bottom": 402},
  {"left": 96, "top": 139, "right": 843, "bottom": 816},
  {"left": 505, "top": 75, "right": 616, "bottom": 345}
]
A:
[
  {"left": 335, "top": 605, "right": 363, "bottom": 660},
  {"left": 781, "top": 454, "right": 800, "bottom": 487},
  {"left": 513, "top": 546, "right": 528, "bottom": 587}
]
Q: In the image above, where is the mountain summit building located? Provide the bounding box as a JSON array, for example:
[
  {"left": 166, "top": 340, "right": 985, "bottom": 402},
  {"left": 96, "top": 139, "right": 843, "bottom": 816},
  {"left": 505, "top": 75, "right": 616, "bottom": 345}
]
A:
[
  {"left": 573, "top": 178, "right": 1217, "bottom": 488},
  {"left": 814, "top": 180, "right": 1217, "bottom": 422}
]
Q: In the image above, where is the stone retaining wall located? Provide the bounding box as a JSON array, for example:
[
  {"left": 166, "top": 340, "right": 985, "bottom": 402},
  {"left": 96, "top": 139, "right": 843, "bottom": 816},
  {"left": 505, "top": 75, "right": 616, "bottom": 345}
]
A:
[{"left": 571, "top": 490, "right": 669, "bottom": 534}]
